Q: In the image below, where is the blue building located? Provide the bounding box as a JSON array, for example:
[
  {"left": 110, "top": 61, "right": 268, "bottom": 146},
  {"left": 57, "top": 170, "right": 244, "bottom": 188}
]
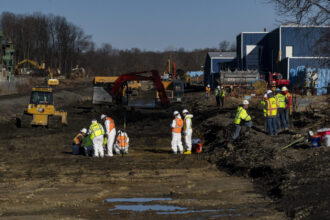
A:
[
  {"left": 204, "top": 25, "right": 329, "bottom": 94},
  {"left": 236, "top": 32, "right": 268, "bottom": 71},
  {"left": 204, "top": 52, "right": 236, "bottom": 89},
  {"left": 265, "top": 26, "right": 330, "bottom": 94}
]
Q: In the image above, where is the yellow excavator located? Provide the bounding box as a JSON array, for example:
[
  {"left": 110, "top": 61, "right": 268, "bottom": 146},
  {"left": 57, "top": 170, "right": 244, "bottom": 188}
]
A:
[
  {"left": 17, "top": 87, "right": 67, "bottom": 128},
  {"left": 14, "top": 59, "right": 59, "bottom": 86}
]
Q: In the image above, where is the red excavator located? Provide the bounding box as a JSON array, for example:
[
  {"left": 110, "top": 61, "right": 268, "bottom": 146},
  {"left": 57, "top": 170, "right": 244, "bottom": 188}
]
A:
[{"left": 110, "top": 70, "right": 170, "bottom": 107}]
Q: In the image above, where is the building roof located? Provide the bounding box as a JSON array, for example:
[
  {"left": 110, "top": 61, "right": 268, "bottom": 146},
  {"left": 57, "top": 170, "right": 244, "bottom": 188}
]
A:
[{"left": 208, "top": 52, "right": 236, "bottom": 59}]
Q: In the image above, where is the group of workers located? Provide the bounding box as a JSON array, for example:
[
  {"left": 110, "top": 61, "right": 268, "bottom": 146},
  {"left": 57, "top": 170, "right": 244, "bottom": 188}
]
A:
[
  {"left": 232, "top": 86, "right": 293, "bottom": 140},
  {"left": 72, "top": 114, "right": 129, "bottom": 157},
  {"left": 205, "top": 84, "right": 226, "bottom": 108},
  {"left": 171, "top": 109, "right": 194, "bottom": 154}
]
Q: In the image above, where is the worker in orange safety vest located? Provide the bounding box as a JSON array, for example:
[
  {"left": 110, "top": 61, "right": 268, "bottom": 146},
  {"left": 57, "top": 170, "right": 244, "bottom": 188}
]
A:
[
  {"left": 115, "top": 130, "right": 129, "bottom": 154},
  {"left": 171, "top": 110, "right": 183, "bottom": 154},
  {"left": 205, "top": 84, "right": 211, "bottom": 98},
  {"left": 72, "top": 128, "right": 87, "bottom": 155},
  {"left": 101, "top": 114, "right": 116, "bottom": 157}
]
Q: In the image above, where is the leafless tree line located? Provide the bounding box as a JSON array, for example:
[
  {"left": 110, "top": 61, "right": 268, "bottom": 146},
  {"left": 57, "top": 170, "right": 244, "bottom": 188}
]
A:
[{"left": 0, "top": 12, "right": 219, "bottom": 77}]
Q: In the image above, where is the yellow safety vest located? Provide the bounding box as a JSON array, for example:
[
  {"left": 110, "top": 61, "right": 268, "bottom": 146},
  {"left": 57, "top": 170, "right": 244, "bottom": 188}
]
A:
[
  {"left": 275, "top": 93, "right": 286, "bottom": 108},
  {"left": 82, "top": 135, "right": 93, "bottom": 148},
  {"left": 266, "top": 97, "right": 278, "bottom": 117},
  {"left": 183, "top": 116, "right": 192, "bottom": 131},
  {"left": 261, "top": 100, "right": 267, "bottom": 117},
  {"left": 234, "top": 106, "right": 251, "bottom": 125},
  {"left": 221, "top": 90, "right": 225, "bottom": 97},
  {"left": 89, "top": 122, "right": 105, "bottom": 140}
]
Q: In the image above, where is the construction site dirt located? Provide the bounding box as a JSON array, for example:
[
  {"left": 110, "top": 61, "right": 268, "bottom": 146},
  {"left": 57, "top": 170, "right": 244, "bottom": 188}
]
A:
[{"left": 0, "top": 85, "right": 328, "bottom": 219}]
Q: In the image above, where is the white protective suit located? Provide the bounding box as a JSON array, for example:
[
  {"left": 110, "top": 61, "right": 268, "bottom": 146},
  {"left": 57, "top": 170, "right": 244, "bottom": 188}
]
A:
[
  {"left": 171, "top": 115, "right": 183, "bottom": 154},
  {"left": 104, "top": 118, "right": 116, "bottom": 156},
  {"left": 183, "top": 114, "right": 193, "bottom": 151}
]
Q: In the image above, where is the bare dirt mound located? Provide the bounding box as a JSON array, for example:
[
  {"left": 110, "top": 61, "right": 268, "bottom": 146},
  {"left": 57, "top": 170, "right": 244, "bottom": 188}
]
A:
[{"left": 187, "top": 93, "right": 330, "bottom": 220}]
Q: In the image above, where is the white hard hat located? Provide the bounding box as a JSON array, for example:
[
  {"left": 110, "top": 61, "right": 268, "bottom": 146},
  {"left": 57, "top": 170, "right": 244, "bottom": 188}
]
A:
[
  {"left": 221, "top": 86, "right": 224, "bottom": 89},
  {"left": 80, "top": 128, "right": 87, "bottom": 134},
  {"left": 100, "top": 114, "right": 106, "bottom": 120},
  {"left": 266, "top": 90, "right": 273, "bottom": 94},
  {"left": 243, "top": 100, "right": 249, "bottom": 105},
  {"left": 173, "top": 110, "right": 179, "bottom": 116},
  {"left": 264, "top": 94, "right": 268, "bottom": 98},
  {"left": 217, "top": 86, "right": 220, "bottom": 89},
  {"left": 281, "top": 86, "right": 288, "bottom": 91},
  {"left": 91, "top": 119, "right": 97, "bottom": 124},
  {"left": 207, "top": 84, "right": 210, "bottom": 87},
  {"left": 182, "top": 109, "right": 189, "bottom": 114}
]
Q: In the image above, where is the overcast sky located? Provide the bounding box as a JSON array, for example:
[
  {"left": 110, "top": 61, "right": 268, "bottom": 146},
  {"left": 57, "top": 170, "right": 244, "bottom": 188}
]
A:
[{"left": 1, "top": 0, "right": 279, "bottom": 51}]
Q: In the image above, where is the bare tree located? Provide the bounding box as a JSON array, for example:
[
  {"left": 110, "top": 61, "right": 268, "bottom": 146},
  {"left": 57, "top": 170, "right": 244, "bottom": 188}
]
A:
[
  {"left": 219, "top": 40, "right": 230, "bottom": 52},
  {"left": 229, "top": 42, "right": 236, "bottom": 52},
  {"left": 269, "top": 0, "right": 329, "bottom": 25},
  {"left": 268, "top": 0, "right": 329, "bottom": 60}
]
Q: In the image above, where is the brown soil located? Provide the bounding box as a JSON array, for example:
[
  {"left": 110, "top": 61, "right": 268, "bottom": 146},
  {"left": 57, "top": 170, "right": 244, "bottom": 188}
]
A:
[
  {"left": 0, "top": 86, "right": 287, "bottom": 219},
  {"left": 189, "top": 92, "right": 330, "bottom": 220}
]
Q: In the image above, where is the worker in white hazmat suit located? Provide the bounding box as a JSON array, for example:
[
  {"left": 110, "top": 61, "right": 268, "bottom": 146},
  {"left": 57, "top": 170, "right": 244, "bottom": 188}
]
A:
[
  {"left": 88, "top": 119, "right": 105, "bottom": 158},
  {"left": 101, "top": 114, "right": 116, "bottom": 157},
  {"left": 182, "top": 109, "right": 193, "bottom": 154},
  {"left": 171, "top": 111, "right": 183, "bottom": 154}
]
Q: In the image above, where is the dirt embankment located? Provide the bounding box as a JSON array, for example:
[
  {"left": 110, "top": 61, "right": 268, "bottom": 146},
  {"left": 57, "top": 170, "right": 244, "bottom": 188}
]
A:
[{"left": 186, "top": 93, "right": 330, "bottom": 220}]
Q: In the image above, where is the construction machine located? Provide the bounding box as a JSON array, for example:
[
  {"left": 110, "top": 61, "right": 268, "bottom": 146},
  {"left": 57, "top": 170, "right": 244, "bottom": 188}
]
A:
[
  {"left": 269, "top": 72, "right": 290, "bottom": 90},
  {"left": 15, "top": 59, "right": 59, "bottom": 86},
  {"left": 92, "top": 70, "right": 184, "bottom": 108},
  {"left": 17, "top": 87, "right": 67, "bottom": 128}
]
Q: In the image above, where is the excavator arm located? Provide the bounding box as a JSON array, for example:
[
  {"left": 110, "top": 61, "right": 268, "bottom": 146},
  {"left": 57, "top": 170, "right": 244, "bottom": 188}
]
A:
[
  {"left": 110, "top": 70, "right": 170, "bottom": 107},
  {"left": 15, "top": 59, "right": 45, "bottom": 72}
]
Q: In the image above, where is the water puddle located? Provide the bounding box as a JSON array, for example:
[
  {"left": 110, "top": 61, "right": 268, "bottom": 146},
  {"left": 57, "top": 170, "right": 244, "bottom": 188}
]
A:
[
  {"left": 109, "top": 204, "right": 187, "bottom": 212},
  {"left": 105, "top": 197, "right": 172, "bottom": 203},
  {"left": 105, "top": 197, "right": 239, "bottom": 216}
]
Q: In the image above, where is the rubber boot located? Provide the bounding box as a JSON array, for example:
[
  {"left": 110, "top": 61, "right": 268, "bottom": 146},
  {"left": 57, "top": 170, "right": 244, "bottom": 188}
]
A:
[{"left": 184, "top": 150, "right": 191, "bottom": 155}]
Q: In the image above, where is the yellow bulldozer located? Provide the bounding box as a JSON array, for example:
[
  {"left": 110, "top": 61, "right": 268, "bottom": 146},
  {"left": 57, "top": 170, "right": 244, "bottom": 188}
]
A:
[{"left": 17, "top": 87, "right": 67, "bottom": 128}]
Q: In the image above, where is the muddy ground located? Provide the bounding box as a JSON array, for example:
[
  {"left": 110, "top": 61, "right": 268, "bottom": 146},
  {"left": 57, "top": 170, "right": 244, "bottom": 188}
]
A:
[
  {"left": 186, "top": 93, "right": 329, "bottom": 220},
  {"left": 0, "top": 86, "right": 287, "bottom": 219},
  {"left": 0, "top": 85, "right": 328, "bottom": 219}
]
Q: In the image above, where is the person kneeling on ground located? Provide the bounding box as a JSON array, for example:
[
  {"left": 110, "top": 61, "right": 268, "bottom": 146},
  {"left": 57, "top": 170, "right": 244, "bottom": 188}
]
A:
[
  {"left": 115, "top": 130, "right": 129, "bottom": 154},
  {"left": 232, "top": 100, "right": 252, "bottom": 140},
  {"left": 72, "top": 128, "right": 87, "bottom": 155},
  {"left": 82, "top": 134, "right": 94, "bottom": 156}
]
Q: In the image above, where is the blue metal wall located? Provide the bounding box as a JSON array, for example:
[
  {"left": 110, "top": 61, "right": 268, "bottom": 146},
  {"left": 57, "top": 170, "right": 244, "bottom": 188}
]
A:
[
  {"left": 237, "top": 33, "right": 267, "bottom": 70},
  {"left": 287, "top": 58, "right": 330, "bottom": 95},
  {"left": 281, "top": 27, "right": 328, "bottom": 58},
  {"left": 204, "top": 55, "right": 211, "bottom": 86},
  {"left": 264, "top": 28, "right": 280, "bottom": 73},
  {"left": 204, "top": 53, "right": 235, "bottom": 89}
]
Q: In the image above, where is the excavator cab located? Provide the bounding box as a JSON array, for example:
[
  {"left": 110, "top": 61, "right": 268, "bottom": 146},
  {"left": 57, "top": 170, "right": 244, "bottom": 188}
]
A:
[{"left": 17, "top": 87, "right": 67, "bottom": 128}]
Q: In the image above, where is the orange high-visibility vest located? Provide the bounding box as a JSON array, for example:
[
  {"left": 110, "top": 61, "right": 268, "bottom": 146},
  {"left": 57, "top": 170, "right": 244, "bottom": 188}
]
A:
[
  {"left": 73, "top": 133, "right": 83, "bottom": 145},
  {"left": 205, "top": 87, "right": 210, "bottom": 93},
  {"left": 106, "top": 117, "right": 115, "bottom": 132},
  {"left": 117, "top": 135, "right": 128, "bottom": 148},
  {"left": 172, "top": 118, "right": 183, "bottom": 133}
]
